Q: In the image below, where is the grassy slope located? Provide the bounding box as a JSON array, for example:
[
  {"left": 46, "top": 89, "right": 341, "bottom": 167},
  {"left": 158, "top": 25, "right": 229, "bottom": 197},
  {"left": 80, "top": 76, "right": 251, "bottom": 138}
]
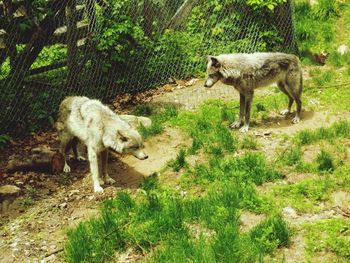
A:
[{"left": 64, "top": 1, "right": 350, "bottom": 262}]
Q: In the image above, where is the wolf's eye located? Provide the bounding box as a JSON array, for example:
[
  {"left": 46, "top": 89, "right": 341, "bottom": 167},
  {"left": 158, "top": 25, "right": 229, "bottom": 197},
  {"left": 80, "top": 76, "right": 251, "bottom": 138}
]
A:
[{"left": 120, "top": 136, "right": 128, "bottom": 142}]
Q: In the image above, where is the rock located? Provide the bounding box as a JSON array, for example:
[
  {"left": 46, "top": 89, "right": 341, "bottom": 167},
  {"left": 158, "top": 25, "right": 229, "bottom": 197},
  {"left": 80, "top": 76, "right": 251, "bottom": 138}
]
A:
[
  {"left": 337, "top": 44, "right": 350, "bottom": 55},
  {"left": 179, "top": 191, "right": 187, "bottom": 197},
  {"left": 0, "top": 185, "right": 21, "bottom": 214},
  {"left": 283, "top": 207, "right": 298, "bottom": 219},
  {"left": 0, "top": 185, "right": 21, "bottom": 197},
  {"left": 42, "top": 254, "right": 57, "bottom": 262},
  {"left": 69, "top": 190, "right": 80, "bottom": 197},
  {"left": 49, "top": 244, "right": 57, "bottom": 251},
  {"left": 59, "top": 202, "right": 67, "bottom": 209},
  {"left": 41, "top": 245, "right": 48, "bottom": 251}
]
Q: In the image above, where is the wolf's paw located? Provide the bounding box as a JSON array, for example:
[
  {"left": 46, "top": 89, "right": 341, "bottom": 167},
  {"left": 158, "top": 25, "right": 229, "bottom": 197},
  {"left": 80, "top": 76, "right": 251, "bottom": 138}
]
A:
[
  {"left": 292, "top": 116, "right": 300, "bottom": 124},
  {"left": 76, "top": 156, "right": 86, "bottom": 161},
  {"left": 239, "top": 125, "right": 249, "bottom": 133},
  {"left": 280, "top": 109, "right": 290, "bottom": 116},
  {"left": 94, "top": 185, "right": 104, "bottom": 193},
  {"left": 63, "top": 163, "right": 71, "bottom": 173},
  {"left": 105, "top": 175, "right": 116, "bottom": 185},
  {"left": 230, "top": 121, "right": 242, "bottom": 129}
]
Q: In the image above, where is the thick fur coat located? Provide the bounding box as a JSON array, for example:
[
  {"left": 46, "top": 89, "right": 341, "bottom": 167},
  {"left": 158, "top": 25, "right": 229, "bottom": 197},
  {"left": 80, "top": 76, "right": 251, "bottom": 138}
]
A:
[
  {"left": 56, "top": 96, "right": 148, "bottom": 193},
  {"left": 205, "top": 52, "right": 303, "bottom": 132}
]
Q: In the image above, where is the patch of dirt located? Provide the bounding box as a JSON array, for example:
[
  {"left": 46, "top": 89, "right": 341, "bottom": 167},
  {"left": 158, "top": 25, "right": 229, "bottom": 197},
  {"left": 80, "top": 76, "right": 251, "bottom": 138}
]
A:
[
  {"left": 284, "top": 172, "right": 318, "bottom": 184},
  {"left": 120, "top": 127, "right": 190, "bottom": 176},
  {"left": 303, "top": 145, "right": 321, "bottom": 163},
  {"left": 277, "top": 230, "right": 306, "bottom": 263},
  {"left": 239, "top": 211, "right": 266, "bottom": 233},
  {"left": 185, "top": 222, "right": 216, "bottom": 240},
  {"left": 332, "top": 190, "right": 350, "bottom": 216},
  {"left": 0, "top": 127, "right": 185, "bottom": 263}
]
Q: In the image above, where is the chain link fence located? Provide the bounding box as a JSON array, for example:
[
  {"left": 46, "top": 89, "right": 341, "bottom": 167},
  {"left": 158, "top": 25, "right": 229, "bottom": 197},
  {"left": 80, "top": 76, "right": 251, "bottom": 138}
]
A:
[{"left": 0, "top": 0, "right": 297, "bottom": 137}]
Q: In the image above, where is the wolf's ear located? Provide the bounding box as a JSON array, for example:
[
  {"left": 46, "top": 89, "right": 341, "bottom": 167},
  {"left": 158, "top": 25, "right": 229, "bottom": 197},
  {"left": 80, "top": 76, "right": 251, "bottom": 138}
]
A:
[{"left": 208, "top": 56, "right": 220, "bottom": 68}]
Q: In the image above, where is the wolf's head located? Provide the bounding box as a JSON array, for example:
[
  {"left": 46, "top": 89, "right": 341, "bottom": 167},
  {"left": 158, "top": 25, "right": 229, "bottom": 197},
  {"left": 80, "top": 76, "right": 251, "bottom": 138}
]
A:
[
  {"left": 204, "top": 56, "right": 222, "bottom": 88},
  {"left": 103, "top": 128, "right": 148, "bottom": 160}
]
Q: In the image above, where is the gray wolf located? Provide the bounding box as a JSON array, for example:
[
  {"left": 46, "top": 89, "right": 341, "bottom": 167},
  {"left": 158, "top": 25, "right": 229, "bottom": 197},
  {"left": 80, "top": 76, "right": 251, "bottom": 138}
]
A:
[
  {"left": 204, "top": 52, "right": 303, "bottom": 132},
  {"left": 55, "top": 96, "right": 148, "bottom": 193}
]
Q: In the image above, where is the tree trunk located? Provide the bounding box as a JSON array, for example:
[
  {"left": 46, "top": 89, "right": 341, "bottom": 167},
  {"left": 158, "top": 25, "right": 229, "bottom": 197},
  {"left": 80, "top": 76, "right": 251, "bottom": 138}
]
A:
[
  {"left": 2, "top": 0, "right": 18, "bottom": 69},
  {"left": 6, "top": 148, "right": 65, "bottom": 174},
  {"left": 167, "top": 0, "right": 199, "bottom": 30},
  {"left": 6, "top": 0, "right": 68, "bottom": 87}
]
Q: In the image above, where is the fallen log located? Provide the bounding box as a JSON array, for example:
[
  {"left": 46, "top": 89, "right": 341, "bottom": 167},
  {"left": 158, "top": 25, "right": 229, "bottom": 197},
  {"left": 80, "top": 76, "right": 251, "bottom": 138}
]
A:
[{"left": 5, "top": 147, "right": 65, "bottom": 174}]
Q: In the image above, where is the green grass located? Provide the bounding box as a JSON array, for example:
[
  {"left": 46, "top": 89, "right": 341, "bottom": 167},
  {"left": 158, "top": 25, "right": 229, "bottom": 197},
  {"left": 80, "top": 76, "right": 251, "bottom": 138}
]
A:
[
  {"left": 304, "top": 219, "right": 350, "bottom": 261},
  {"left": 295, "top": 0, "right": 339, "bottom": 55},
  {"left": 169, "top": 148, "right": 187, "bottom": 172},
  {"left": 294, "top": 120, "right": 350, "bottom": 145},
  {"left": 316, "top": 149, "right": 335, "bottom": 172},
  {"left": 65, "top": 182, "right": 289, "bottom": 263},
  {"left": 250, "top": 214, "right": 290, "bottom": 254},
  {"left": 268, "top": 175, "right": 336, "bottom": 213},
  {"left": 281, "top": 146, "right": 302, "bottom": 166},
  {"left": 240, "top": 135, "right": 258, "bottom": 150},
  {"left": 311, "top": 69, "right": 337, "bottom": 87},
  {"left": 136, "top": 104, "right": 178, "bottom": 138}
]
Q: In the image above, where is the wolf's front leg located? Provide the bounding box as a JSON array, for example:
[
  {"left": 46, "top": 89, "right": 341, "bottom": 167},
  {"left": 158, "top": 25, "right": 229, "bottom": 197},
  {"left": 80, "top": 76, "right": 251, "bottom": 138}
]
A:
[
  {"left": 230, "top": 93, "right": 245, "bottom": 129},
  {"left": 88, "top": 147, "right": 104, "bottom": 193},
  {"left": 240, "top": 93, "right": 253, "bottom": 133},
  {"left": 101, "top": 150, "right": 115, "bottom": 184}
]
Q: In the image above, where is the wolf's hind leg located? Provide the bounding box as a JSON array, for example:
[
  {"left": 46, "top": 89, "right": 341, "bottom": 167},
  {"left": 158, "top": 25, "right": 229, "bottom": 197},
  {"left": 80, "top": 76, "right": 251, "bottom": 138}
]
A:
[
  {"left": 278, "top": 82, "right": 294, "bottom": 115},
  {"left": 230, "top": 93, "right": 245, "bottom": 129},
  {"left": 285, "top": 83, "right": 302, "bottom": 123},
  {"left": 292, "top": 97, "right": 302, "bottom": 124},
  {"left": 72, "top": 137, "right": 86, "bottom": 161}
]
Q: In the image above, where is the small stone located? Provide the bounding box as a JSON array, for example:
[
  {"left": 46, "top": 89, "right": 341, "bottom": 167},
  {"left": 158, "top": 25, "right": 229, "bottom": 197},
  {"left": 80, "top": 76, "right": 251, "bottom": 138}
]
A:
[
  {"left": 49, "top": 244, "right": 57, "bottom": 250},
  {"left": 337, "top": 44, "right": 350, "bottom": 55},
  {"left": 59, "top": 202, "right": 67, "bottom": 209},
  {"left": 283, "top": 207, "right": 298, "bottom": 219},
  {"left": 180, "top": 191, "right": 187, "bottom": 197},
  {"left": 44, "top": 254, "right": 57, "bottom": 262},
  {"left": 69, "top": 190, "right": 79, "bottom": 197},
  {"left": 0, "top": 185, "right": 21, "bottom": 198}
]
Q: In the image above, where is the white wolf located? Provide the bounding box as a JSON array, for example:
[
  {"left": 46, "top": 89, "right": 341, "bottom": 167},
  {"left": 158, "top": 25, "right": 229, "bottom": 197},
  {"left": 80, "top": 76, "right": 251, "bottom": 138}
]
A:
[
  {"left": 56, "top": 96, "right": 148, "bottom": 193},
  {"left": 204, "top": 52, "right": 303, "bottom": 132}
]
